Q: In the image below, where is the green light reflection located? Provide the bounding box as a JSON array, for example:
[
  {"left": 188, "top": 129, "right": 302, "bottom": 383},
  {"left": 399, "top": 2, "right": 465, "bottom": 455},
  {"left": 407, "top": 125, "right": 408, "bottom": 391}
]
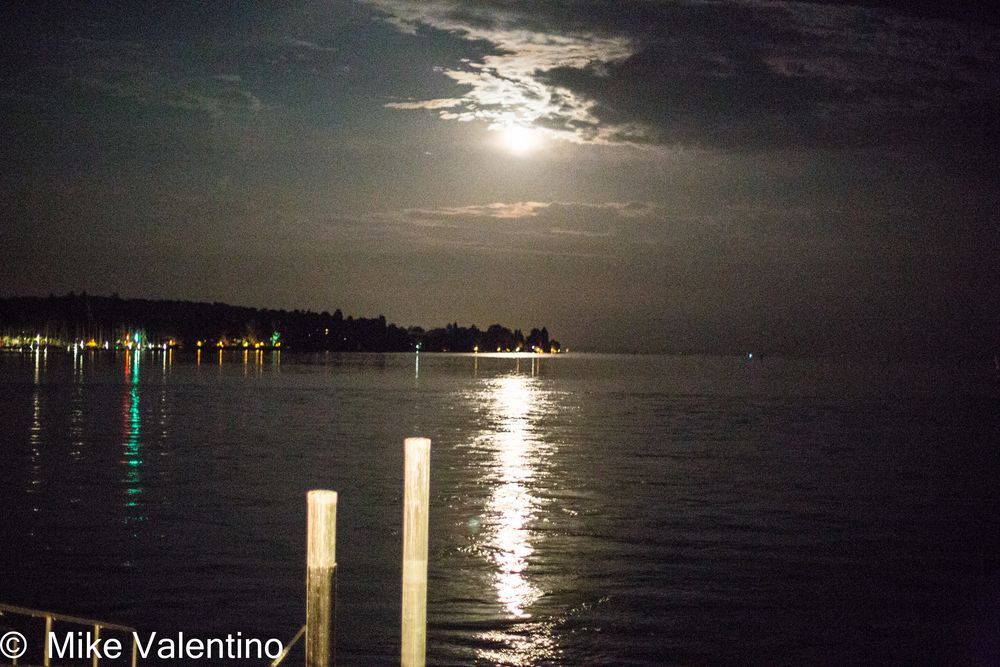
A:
[{"left": 122, "top": 352, "right": 144, "bottom": 517}]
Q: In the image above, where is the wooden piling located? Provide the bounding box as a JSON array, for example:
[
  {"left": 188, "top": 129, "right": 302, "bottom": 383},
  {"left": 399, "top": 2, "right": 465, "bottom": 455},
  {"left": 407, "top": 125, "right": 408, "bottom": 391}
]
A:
[
  {"left": 401, "top": 437, "right": 431, "bottom": 667},
  {"left": 43, "top": 615, "right": 51, "bottom": 667},
  {"left": 306, "top": 490, "right": 338, "bottom": 667}
]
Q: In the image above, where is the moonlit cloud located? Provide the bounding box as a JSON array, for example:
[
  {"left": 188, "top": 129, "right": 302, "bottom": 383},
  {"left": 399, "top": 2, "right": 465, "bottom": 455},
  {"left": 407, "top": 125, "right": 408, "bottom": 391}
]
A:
[
  {"left": 365, "top": 0, "right": 634, "bottom": 143},
  {"left": 408, "top": 202, "right": 550, "bottom": 220},
  {"left": 397, "top": 200, "right": 663, "bottom": 226},
  {"left": 385, "top": 98, "right": 464, "bottom": 110}
]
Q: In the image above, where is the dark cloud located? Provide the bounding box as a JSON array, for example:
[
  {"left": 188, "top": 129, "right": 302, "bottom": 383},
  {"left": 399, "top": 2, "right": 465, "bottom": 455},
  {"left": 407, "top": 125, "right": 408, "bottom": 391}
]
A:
[
  {"left": 563, "top": 3, "right": 999, "bottom": 150},
  {"left": 370, "top": 1, "right": 1000, "bottom": 151}
]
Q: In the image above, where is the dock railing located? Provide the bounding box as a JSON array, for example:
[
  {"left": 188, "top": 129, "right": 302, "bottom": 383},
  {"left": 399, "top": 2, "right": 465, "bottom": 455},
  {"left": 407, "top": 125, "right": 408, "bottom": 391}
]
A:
[{"left": 0, "top": 602, "right": 138, "bottom": 667}]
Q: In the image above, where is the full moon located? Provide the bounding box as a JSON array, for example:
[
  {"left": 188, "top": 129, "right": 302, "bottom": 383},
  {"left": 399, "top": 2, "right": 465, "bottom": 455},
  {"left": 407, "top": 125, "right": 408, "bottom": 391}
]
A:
[{"left": 499, "top": 124, "right": 542, "bottom": 155}]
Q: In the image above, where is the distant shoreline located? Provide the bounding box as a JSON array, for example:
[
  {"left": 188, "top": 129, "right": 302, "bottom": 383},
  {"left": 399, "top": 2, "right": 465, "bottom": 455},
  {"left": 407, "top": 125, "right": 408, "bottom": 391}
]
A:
[{"left": 0, "top": 292, "right": 563, "bottom": 355}]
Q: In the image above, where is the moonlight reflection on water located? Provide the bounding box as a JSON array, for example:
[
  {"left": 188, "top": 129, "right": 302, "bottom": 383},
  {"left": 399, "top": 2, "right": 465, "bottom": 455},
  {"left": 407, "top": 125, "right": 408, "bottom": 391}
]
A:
[{"left": 470, "top": 366, "right": 561, "bottom": 664}]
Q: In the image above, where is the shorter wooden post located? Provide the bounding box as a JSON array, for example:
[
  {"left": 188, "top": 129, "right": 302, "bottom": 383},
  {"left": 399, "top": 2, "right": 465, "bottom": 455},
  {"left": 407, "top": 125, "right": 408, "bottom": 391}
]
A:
[
  {"left": 92, "top": 624, "right": 100, "bottom": 667},
  {"left": 306, "top": 490, "right": 338, "bottom": 667},
  {"left": 43, "top": 616, "right": 52, "bottom": 667},
  {"left": 401, "top": 437, "right": 431, "bottom": 667}
]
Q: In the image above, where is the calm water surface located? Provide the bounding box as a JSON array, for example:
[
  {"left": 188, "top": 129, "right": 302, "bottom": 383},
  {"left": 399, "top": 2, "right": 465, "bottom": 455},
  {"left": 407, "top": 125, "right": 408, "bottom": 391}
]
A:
[{"left": 1, "top": 351, "right": 998, "bottom": 665}]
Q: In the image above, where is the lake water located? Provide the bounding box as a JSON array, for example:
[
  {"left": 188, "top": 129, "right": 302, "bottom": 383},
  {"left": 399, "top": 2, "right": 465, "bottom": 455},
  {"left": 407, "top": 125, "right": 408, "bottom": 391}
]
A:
[{"left": 1, "top": 350, "right": 998, "bottom": 665}]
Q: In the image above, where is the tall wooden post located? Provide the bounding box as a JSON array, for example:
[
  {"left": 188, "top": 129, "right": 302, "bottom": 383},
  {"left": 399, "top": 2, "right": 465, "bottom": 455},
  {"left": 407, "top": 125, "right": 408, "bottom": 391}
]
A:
[
  {"left": 306, "top": 490, "right": 338, "bottom": 667},
  {"left": 401, "top": 437, "right": 431, "bottom": 667}
]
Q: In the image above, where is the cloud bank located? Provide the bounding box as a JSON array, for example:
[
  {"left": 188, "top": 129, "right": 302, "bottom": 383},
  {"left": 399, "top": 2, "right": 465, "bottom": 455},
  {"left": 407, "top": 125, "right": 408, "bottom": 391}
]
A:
[{"left": 368, "top": 0, "right": 1000, "bottom": 150}]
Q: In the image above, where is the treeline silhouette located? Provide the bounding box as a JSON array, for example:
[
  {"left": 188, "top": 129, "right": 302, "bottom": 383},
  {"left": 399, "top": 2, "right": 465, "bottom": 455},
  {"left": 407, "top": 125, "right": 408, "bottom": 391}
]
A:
[
  {"left": 0, "top": 293, "right": 561, "bottom": 353},
  {"left": 419, "top": 322, "right": 558, "bottom": 353}
]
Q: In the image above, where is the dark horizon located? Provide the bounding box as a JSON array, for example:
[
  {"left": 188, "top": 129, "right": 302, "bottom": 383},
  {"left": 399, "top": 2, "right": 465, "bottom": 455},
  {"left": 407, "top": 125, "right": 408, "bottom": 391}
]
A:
[
  {"left": 2, "top": 2, "right": 998, "bottom": 355},
  {"left": 1, "top": 290, "right": 996, "bottom": 359}
]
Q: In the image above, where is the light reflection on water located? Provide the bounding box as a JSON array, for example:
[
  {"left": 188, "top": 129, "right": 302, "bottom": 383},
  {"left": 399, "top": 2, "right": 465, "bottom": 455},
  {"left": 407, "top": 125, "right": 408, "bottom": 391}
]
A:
[
  {"left": 470, "top": 368, "right": 558, "bottom": 664},
  {"left": 121, "top": 351, "right": 144, "bottom": 525},
  {"left": 28, "top": 349, "right": 43, "bottom": 514},
  {"left": 482, "top": 375, "right": 543, "bottom": 618}
]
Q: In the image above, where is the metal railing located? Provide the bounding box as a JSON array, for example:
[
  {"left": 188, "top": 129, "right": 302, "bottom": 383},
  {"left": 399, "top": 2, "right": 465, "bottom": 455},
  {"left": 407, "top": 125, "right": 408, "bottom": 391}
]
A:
[
  {"left": 268, "top": 625, "right": 305, "bottom": 667},
  {"left": 0, "top": 603, "right": 137, "bottom": 667}
]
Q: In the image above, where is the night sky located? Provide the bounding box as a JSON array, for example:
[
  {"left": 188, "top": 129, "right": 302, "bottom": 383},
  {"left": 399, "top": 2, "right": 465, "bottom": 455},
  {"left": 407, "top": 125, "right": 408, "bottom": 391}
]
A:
[{"left": 2, "top": 2, "right": 997, "bottom": 354}]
